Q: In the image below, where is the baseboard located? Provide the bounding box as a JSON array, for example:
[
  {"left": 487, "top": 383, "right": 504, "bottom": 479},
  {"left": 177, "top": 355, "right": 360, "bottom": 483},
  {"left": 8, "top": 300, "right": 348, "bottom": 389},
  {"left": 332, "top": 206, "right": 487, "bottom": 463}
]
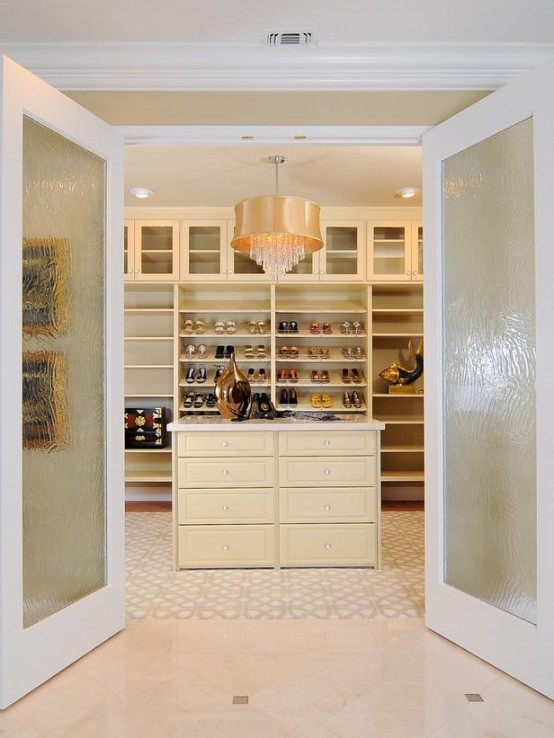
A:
[{"left": 125, "top": 483, "right": 172, "bottom": 502}]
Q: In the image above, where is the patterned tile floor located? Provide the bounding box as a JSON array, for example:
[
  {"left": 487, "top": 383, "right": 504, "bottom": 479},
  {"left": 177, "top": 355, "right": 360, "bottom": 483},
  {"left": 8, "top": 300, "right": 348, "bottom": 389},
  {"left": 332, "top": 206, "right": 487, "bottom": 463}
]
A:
[{"left": 126, "top": 510, "right": 424, "bottom": 620}]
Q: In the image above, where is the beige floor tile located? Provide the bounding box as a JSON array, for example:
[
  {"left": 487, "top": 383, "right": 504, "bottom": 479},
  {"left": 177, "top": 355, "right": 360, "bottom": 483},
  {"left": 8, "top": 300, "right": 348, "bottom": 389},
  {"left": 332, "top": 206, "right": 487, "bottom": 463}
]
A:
[
  {"left": 43, "top": 704, "right": 174, "bottom": 738},
  {"left": 0, "top": 707, "right": 43, "bottom": 737}
]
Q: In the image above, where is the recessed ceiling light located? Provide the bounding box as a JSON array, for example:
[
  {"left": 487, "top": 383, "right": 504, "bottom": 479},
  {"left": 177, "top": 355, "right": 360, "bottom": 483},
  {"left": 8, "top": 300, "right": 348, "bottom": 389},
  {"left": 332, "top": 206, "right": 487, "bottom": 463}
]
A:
[
  {"left": 395, "top": 187, "right": 420, "bottom": 199},
  {"left": 129, "top": 187, "right": 154, "bottom": 199}
]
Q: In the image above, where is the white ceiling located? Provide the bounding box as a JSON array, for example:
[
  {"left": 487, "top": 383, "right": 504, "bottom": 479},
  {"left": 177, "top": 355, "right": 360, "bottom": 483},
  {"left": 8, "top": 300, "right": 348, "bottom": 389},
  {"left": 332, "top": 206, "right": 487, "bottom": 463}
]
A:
[{"left": 2, "top": 0, "right": 553, "bottom": 208}]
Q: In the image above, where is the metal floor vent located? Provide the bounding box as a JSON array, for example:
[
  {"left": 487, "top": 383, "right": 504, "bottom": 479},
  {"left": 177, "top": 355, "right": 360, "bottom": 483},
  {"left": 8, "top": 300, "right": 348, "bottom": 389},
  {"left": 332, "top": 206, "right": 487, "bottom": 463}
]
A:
[{"left": 266, "top": 31, "right": 314, "bottom": 46}]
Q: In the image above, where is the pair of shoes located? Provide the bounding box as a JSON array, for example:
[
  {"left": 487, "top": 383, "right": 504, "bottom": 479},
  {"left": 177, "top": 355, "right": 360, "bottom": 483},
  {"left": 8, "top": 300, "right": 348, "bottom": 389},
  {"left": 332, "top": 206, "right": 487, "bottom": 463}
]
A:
[
  {"left": 311, "top": 370, "right": 329, "bottom": 383},
  {"left": 244, "top": 344, "right": 267, "bottom": 359},
  {"left": 215, "top": 345, "right": 234, "bottom": 359},
  {"left": 215, "top": 320, "right": 236, "bottom": 335},
  {"left": 277, "top": 368, "right": 298, "bottom": 382},
  {"left": 278, "top": 321, "right": 299, "bottom": 333},
  {"left": 343, "top": 391, "right": 363, "bottom": 409},
  {"left": 183, "top": 344, "right": 207, "bottom": 358},
  {"left": 181, "top": 319, "right": 205, "bottom": 335},
  {"left": 279, "top": 346, "right": 299, "bottom": 357},
  {"left": 206, "top": 393, "right": 217, "bottom": 407},
  {"left": 308, "top": 346, "right": 330, "bottom": 359},
  {"left": 247, "top": 320, "right": 267, "bottom": 334},
  {"left": 183, "top": 392, "right": 206, "bottom": 409},
  {"left": 310, "top": 393, "right": 332, "bottom": 408},
  {"left": 280, "top": 388, "right": 298, "bottom": 406},
  {"left": 342, "top": 368, "right": 361, "bottom": 383},
  {"left": 342, "top": 346, "right": 365, "bottom": 359},
  {"left": 185, "top": 363, "right": 207, "bottom": 383},
  {"left": 247, "top": 368, "right": 267, "bottom": 383}
]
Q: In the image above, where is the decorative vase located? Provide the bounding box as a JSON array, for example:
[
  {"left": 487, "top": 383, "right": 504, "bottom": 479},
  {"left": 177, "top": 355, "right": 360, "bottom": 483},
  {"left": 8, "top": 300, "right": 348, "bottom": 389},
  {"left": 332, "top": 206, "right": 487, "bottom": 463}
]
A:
[{"left": 215, "top": 352, "right": 251, "bottom": 419}]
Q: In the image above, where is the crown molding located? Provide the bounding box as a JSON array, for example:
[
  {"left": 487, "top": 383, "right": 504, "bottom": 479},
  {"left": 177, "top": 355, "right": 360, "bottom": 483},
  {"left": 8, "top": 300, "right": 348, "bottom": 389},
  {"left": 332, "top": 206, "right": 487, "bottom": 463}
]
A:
[
  {"left": 121, "top": 125, "right": 430, "bottom": 147},
  {"left": 2, "top": 42, "right": 554, "bottom": 91}
]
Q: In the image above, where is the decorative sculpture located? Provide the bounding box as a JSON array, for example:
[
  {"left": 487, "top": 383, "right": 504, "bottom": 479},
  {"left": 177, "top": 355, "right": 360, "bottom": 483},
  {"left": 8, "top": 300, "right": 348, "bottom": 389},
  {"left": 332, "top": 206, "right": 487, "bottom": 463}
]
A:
[
  {"left": 379, "top": 340, "right": 423, "bottom": 386},
  {"left": 215, "top": 352, "right": 252, "bottom": 420}
]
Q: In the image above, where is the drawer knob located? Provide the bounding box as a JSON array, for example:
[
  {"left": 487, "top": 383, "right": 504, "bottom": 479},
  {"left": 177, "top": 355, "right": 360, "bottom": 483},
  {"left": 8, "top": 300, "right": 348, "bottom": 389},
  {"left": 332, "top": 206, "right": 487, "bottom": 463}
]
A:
[
  {"left": 222, "top": 440, "right": 229, "bottom": 448},
  {"left": 325, "top": 543, "right": 332, "bottom": 551},
  {"left": 222, "top": 504, "right": 230, "bottom": 512},
  {"left": 223, "top": 544, "right": 230, "bottom": 552},
  {"left": 324, "top": 440, "right": 331, "bottom": 447},
  {"left": 222, "top": 469, "right": 229, "bottom": 476},
  {"left": 324, "top": 504, "right": 331, "bottom": 512},
  {"left": 324, "top": 469, "right": 331, "bottom": 476}
]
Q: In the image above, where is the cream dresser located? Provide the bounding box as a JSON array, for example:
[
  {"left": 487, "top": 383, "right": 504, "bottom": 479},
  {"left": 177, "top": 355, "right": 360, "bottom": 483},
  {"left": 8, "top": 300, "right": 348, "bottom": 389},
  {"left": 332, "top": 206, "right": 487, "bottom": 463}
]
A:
[{"left": 168, "top": 417, "right": 384, "bottom": 569}]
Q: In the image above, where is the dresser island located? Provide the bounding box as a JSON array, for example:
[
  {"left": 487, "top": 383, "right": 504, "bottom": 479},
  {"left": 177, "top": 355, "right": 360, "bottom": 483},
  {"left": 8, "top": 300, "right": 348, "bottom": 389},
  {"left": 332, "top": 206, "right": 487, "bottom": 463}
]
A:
[{"left": 167, "top": 416, "right": 384, "bottom": 570}]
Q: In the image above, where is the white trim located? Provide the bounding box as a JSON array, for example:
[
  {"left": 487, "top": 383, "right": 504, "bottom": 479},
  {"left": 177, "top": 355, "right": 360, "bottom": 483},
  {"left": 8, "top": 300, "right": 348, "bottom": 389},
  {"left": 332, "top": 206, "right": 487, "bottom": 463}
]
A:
[
  {"left": 1, "top": 42, "right": 553, "bottom": 91},
  {"left": 122, "top": 125, "right": 430, "bottom": 147}
]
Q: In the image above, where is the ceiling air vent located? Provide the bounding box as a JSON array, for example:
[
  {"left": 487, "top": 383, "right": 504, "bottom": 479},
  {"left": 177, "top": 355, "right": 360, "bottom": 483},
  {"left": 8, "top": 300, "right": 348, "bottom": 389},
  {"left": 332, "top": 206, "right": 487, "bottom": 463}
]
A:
[{"left": 266, "top": 31, "right": 314, "bottom": 47}]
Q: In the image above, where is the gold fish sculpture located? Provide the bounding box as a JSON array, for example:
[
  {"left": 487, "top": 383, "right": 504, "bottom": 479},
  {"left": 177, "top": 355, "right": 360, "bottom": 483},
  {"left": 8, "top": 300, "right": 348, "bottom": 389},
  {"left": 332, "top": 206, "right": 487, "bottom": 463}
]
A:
[{"left": 379, "top": 340, "right": 423, "bottom": 385}]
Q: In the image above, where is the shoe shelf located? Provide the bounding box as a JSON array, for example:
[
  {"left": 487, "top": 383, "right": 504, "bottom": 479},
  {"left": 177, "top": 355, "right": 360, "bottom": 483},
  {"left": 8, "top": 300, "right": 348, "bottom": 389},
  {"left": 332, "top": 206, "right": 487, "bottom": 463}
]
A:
[{"left": 275, "top": 369, "right": 367, "bottom": 387}]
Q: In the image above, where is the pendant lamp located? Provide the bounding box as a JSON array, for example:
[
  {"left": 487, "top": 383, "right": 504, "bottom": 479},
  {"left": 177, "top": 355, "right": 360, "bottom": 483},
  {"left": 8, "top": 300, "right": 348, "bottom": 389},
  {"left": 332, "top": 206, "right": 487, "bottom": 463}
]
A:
[{"left": 230, "top": 155, "right": 323, "bottom": 279}]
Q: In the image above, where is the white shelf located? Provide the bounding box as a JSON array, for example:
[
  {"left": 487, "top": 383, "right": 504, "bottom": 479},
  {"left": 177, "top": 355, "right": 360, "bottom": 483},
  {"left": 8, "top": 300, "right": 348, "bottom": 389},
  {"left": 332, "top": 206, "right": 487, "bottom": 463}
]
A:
[{"left": 381, "top": 471, "right": 425, "bottom": 482}]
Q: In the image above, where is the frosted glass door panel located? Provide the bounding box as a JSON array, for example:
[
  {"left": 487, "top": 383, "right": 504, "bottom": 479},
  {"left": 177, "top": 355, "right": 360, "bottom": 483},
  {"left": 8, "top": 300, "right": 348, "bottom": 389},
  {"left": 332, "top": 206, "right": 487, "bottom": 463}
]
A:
[
  {"left": 22, "top": 117, "right": 106, "bottom": 627},
  {"left": 442, "top": 117, "right": 536, "bottom": 623}
]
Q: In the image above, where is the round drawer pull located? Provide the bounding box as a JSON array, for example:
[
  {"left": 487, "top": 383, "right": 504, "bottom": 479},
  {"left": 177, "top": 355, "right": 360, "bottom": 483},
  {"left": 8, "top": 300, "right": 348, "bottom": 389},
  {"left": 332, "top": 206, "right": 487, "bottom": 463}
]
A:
[
  {"left": 324, "top": 543, "right": 332, "bottom": 551},
  {"left": 223, "top": 544, "right": 230, "bottom": 552},
  {"left": 222, "top": 504, "right": 230, "bottom": 512},
  {"left": 324, "top": 440, "right": 331, "bottom": 447},
  {"left": 324, "top": 469, "right": 331, "bottom": 476},
  {"left": 324, "top": 504, "right": 331, "bottom": 511},
  {"left": 222, "top": 468, "right": 229, "bottom": 476},
  {"left": 222, "top": 440, "right": 229, "bottom": 448}
]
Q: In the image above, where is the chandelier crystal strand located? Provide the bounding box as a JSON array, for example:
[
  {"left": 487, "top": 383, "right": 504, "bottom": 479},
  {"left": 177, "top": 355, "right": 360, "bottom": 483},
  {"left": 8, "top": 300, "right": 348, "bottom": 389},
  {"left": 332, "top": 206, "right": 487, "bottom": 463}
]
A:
[{"left": 250, "top": 232, "right": 306, "bottom": 278}]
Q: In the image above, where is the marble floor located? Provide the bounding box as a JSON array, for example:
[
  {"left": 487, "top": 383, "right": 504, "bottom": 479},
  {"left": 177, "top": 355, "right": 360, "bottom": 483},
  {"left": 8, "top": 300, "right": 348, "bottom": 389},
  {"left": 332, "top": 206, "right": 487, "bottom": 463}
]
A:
[{"left": 2, "top": 510, "right": 554, "bottom": 737}]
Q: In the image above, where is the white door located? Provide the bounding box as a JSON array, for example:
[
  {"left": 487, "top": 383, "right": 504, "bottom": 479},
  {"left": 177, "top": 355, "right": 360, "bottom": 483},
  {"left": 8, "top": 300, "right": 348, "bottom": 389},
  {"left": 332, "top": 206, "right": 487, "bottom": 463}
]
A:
[
  {"left": 424, "top": 58, "right": 554, "bottom": 698},
  {"left": 0, "top": 56, "right": 124, "bottom": 708}
]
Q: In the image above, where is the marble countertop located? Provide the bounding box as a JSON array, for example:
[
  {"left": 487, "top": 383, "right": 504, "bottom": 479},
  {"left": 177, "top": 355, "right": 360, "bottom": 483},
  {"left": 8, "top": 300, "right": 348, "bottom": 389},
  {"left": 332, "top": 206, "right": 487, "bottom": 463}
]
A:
[{"left": 167, "top": 415, "right": 385, "bottom": 432}]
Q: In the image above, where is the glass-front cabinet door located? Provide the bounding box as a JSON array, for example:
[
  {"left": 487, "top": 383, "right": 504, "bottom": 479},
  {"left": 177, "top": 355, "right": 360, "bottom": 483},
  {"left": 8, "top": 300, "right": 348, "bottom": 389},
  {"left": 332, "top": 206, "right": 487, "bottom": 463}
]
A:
[
  {"left": 123, "top": 220, "right": 135, "bottom": 281},
  {"left": 180, "top": 220, "right": 228, "bottom": 281},
  {"left": 133, "top": 220, "right": 179, "bottom": 281},
  {"left": 320, "top": 221, "right": 365, "bottom": 281},
  {"left": 226, "top": 220, "right": 271, "bottom": 281},
  {"left": 368, "top": 221, "right": 411, "bottom": 281}
]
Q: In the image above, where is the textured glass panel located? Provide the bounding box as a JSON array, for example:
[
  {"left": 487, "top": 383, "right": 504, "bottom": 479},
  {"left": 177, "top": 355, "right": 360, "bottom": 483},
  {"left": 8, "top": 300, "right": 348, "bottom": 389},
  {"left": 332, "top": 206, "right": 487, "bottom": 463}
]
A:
[
  {"left": 22, "top": 117, "right": 106, "bottom": 627},
  {"left": 443, "top": 117, "right": 536, "bottom": 623}
]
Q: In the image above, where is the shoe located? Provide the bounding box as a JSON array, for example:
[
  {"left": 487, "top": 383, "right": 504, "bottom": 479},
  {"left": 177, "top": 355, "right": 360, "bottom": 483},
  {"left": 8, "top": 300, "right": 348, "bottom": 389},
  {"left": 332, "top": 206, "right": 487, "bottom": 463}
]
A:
[
  {"left": 184, "top": 344, "right": 195, "bottom": 357},
  {"left": 341, "top": 321, "right": 351, "bottom": 334},
  {"left": 215, "top": 345, "right": 225, "bottom": 359},
  {"left": 206, "top": 393, "right": 217, "bottom": 407},
  {"left": 311, "top": 370, "right": 321, "bottom": 383},
  {"left": 277, "top": 368, "right": 287, "bottom": 382},
  {"left": 352, "top": 320, "right": 363, "bottom": 335},
  {"left": 351, "top": 368, "right": 361, "bottom": 384},
  {"left": 247, "top": 368, "right": 255, "bottom": 382},
  {"left": 319, "top": 347, "right": 330, "bottom": 359},
  {"left": 343, "top": 392, "right": 352, "bottom": 409},
  {"left": 256, "top": 345, "right": 267, "bottom": 359},
  {"left": 351, "top": 391, "right": 363, "bottom": 409},
  {"left": 226, "top": 321, "right": 236, "bottom": 334},
  {"left": 244, "top": 344, "right": 255, "bottom": 358},
  {"left": 280, "top": 388, "right": 289, "bottom": 405},
  {"left": 321, "top": 393, "right": 332, "bottom": 408},
  {"left": 289, "top": 346, "right": 299, "bottom": 357},
  {"left": 258, "top": 368, "right": 267, "bottom": 383},
  {"left": 278, "top": 321, "right": 289, "bottom": 332},
  {"left": 321, "top": 370, "right": 330, "bottom": 384},
  {"left": 279, "top": 346, "right": 289, "bottom": 358},
  {"left": 289, "top": 368, "right": 298, "bottom": 383},
  {"left": 354, "top": 347, "right": 365, "bottom": 359},
  {"left": 185, "top": 364, "right": 196, "bottom": 383},
  {"left": 342, "top": 347, "right": 354, "bottom": 359},
  {"left": 289, "top": 321, "right": 299, "bottom": 333},
  {"left": 311, "top": 394, "right": 322, "bottom": 408},
  {"left": 214, "top": 364, "right": 225, "bottom": 382},
  {"left": 257, "top": 321, "right": 267, "bottom": 334},
  {"left": 181, "top": 319, "right": 193, "bottom": 335},
  {"left": 248, "top": 321, "right": 258, "bottom": 334},
  {"left": 289, "top": 389, "right": 298, "bottom": 405},
  {"left": 196, "top": 364, "right": 207, "bottom": 383},
  {"left": 310, "top": 322, "right": 320, "bottom": 334},
  {"left": 183, "top": 391, "right": 195, "bottom": 408},
  {"left": 193, "top": 393, "right": 205, "bottom": 408},
  {"left": 195, "top": 320, "right": 206, "bottom": 335},
  {"left": 197, "top": 344, "right": 207, "bottom": 358},
  {"left": 322, "top": 322, "right": 332, "bottom": 334},
  {"left": 308, "top": 347, "right": 318, "bottom": 358},
  {"left": 342, "top": 368, "right": 351, "bottom": 383},
  {"left": 214, "top": 321, "right": 226, "bottom": 334},
  {"left": 224, "top": 345, "right": 235, "bottom": 358}
]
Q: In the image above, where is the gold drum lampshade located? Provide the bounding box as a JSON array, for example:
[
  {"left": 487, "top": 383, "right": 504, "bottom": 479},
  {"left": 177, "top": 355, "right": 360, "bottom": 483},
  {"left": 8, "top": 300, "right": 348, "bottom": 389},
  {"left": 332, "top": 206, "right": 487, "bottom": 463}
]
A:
[{"left": 231, "top": 193, "right": 323, "bottom": 278}]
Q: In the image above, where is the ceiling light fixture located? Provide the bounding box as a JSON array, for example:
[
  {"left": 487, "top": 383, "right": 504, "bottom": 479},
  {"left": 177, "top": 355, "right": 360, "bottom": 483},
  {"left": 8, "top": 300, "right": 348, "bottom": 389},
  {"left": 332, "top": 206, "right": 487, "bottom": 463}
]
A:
[
  {"left": 129, "top": 187, "right": 154, "bottom": 199},
  {"left": 230, "top": 155, "right": 323, "bottom": 279},
  {"left": 395, "top": 187, "right": 420, "bottom": 199}
]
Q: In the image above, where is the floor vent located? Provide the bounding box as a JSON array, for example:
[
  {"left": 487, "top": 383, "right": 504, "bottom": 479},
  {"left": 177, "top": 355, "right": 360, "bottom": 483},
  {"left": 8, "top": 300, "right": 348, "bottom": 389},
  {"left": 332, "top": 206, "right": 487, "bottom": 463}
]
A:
[
  {"left": 233, "top": 696, "right": 249, "bottom": 705},
  {"left": 465, "top": 693, "right": 484, "bottom": 702},
  {"left": 266, "top": 31, "right": 314, "bottom": 47}
]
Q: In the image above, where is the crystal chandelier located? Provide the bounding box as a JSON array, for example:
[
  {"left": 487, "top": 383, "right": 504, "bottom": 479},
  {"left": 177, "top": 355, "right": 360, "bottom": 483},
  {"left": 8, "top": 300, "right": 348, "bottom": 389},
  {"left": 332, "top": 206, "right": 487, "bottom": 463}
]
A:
[{"left": 230, "top": 155, "right": 323, "bottom": 279}]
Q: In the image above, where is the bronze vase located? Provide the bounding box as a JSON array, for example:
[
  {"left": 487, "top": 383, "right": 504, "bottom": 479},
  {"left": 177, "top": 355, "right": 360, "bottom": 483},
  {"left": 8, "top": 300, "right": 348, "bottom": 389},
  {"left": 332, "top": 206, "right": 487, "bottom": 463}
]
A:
[{"left": 215, "top": 352, "right": 251, "bottom": 419}]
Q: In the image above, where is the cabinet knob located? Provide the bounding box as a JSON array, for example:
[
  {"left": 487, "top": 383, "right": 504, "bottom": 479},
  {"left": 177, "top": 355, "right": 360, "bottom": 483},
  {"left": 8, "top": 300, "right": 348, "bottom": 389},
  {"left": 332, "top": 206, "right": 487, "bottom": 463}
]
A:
[
  {"left": 324, "top": 543, "right": 332, "bottom": 551},
  {"left": 324, "top": 504, "right": 331, "bottom": 512},
  {"left": 324, "top": 469, "right": 331, "bottom": 476},
  {"left": 412, "top": 270, "right": 418, "bottom": 276},
  {"left": 223, "top": 544, "right": 230, "bottom": 552},
  {"left": 222, "top": 468, "right": 229, "bottom": 476},
  {"left": 324, "top": 440, "right": 331, "bottom": 447},
  {"left": 135, "top": 268, "right": 140, "bottom": 274},
  {"left": 222, "top": 504, "right": 230, "bottom": 512},
  {"left": 406, "top": 270, "right": 411, "bottom": 276},
  {"left": 222, "top": 440, "right": 229, "bottom": 448}
]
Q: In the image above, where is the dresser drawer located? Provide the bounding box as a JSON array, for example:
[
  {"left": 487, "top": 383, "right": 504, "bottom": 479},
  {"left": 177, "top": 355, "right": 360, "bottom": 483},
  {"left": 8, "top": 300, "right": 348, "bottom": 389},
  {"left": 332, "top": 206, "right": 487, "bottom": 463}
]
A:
[
  {"left": 178, "top": 457, "right": 275, "bottom": 488},
  {"left": 280, "top": 524, "right": 376, "bottom": 567},
  {"left": 279, "top": 487, "right": 375, "bottom": 523},
  {"left": 278, "top": 430, "right": 375, "bottom": 457},
  {"left": 279, "top": 456, "right": 375, "bottom": 487},
  {"left": 178, "top": 488, "right": 274, "bottom": 524},
  {"left": 178, "top": 431, "right": 274, "bottom": 457},
  {"left": 178, "top": 525, "right": 275, "bottom": 568}
]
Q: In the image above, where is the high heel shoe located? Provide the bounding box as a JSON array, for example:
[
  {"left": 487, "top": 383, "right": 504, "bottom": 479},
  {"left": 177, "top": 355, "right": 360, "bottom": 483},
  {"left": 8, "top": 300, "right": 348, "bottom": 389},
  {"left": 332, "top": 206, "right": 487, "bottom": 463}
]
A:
[
  {"left": 196, "top": 364, "right": 207, "bottom": 383},
  {"left": 185, "top": 364, "right": 196, "bottom": 383},
  {"left": 289, "top": 389, "right": 298, "bottom": 405},
  {"left": 280, "top": 388, "right": 289, "bottom": 405}
]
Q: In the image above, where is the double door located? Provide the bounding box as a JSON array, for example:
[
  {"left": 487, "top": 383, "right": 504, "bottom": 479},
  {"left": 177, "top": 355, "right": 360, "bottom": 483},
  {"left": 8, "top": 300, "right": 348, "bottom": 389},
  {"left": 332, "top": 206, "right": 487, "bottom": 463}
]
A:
[
  {"left": 368, "top": 221, "right": 423, "bottom": 282},
  {"left": 125, "top": 220, "right": 180, "bottom": 281}
]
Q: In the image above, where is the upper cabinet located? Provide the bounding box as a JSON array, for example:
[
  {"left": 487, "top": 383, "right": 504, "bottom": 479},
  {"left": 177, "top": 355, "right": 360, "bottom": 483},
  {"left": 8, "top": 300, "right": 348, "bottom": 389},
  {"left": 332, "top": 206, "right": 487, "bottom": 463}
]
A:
[
  {"left": 125, "top": 220, "right": 180, "bottom": 281},
  {"left": 367, "top": 220, "right": 423, "bottom": 282},
  {"left": 180, "top": 220, "right": 271, "bottom": 282},
  {"left": 280, "top": 221, "right": 366, "bottom": 282}
]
